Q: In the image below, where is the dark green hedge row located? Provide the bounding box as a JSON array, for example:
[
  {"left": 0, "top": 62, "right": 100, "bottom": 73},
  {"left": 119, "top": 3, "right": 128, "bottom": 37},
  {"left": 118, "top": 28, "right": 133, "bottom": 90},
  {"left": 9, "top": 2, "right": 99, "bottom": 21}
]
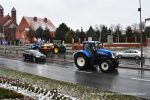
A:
[{"left": 0, "top": 87, "right": 24, "bottom": 99}]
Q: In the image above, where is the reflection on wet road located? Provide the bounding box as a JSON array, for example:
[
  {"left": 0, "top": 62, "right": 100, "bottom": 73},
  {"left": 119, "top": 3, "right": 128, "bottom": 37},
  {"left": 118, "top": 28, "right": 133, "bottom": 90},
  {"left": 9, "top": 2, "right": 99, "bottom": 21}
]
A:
[{"left": 46, "top": 53, "right": 150, "bottom": 69}]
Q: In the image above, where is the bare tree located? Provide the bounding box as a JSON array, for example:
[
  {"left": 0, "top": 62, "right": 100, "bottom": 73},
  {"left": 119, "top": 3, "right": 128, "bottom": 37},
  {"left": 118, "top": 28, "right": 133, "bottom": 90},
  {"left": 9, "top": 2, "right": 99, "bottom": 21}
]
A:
[
  {"left": 95, "top": 24, "right": 104, "bottom": 42},
  {"left": 110, "top": 24, "right": 115, "bottom": 34},
  {"left": 115, "top": 24, "right": 123, "bottom": 31},
  {"left": 131, "top": 23, "right": 138, "bottom": 31}
]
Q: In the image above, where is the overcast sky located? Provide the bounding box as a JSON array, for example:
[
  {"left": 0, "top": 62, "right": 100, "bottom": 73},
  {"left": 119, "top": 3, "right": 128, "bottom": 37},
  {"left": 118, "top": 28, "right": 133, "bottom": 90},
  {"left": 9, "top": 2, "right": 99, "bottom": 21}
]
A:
[{"left": 1, "top": 0, "right": 150, "bottom": 30}]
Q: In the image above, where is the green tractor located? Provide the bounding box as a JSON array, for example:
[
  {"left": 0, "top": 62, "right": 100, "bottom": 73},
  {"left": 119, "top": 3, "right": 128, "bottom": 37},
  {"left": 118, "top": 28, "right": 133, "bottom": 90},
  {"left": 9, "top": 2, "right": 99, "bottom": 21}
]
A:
[{"left": 52, "top": 40, "right": 66, "bottom": 54}]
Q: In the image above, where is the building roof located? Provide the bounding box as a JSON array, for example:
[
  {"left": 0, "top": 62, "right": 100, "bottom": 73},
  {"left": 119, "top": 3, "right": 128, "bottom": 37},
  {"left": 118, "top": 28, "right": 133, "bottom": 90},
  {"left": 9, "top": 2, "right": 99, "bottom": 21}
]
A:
[
  {"left": 4, "top": 20, "right": 12, "bottom": 26},
  {"left": 0, "top": 15, "right": 10, "bottom": 25},
  {"left": 0, "top": 5, "right": 3, "bottom": 10},
  {"left": 23, "top": 16, "right": 56, "bottom": 32},
  {"left": 9, "top": 23, "right": 17, "bottom": 28}
]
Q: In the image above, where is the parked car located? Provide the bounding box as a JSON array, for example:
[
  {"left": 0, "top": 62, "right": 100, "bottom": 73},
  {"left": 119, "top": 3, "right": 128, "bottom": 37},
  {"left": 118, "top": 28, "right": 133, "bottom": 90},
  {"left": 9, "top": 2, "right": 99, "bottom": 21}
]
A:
[
  {"left": 23, "top": 50, "right": 46, "bottom": 62},
  {"left": 116, "top": 49, "right": 144, "bottom": 59}
]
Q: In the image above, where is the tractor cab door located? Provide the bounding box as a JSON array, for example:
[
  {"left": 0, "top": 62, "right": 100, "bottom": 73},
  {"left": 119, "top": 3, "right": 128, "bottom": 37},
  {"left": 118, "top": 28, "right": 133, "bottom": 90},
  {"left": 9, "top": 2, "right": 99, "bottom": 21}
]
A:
[{"left": 83, "top": 43, "right": 96, "bottom": 56}]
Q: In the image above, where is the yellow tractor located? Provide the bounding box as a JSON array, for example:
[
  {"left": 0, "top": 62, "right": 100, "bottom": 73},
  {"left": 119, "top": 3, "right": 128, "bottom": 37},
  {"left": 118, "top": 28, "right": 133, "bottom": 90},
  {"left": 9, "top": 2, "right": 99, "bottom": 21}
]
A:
[
  {"left": 39, "top": 40, "right": 66, "bottom": 55},
  {"left": 52, "top": 40, "right": 66, "bottom": 54}
]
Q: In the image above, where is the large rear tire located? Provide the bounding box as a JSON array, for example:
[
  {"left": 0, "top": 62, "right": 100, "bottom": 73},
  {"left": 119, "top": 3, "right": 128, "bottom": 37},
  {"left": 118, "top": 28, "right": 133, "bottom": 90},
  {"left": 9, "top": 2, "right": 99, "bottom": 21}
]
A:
[
  {"left": 53, "top": 47, "right": 59, "bottom": 54},
  {"left": 74, "top": 54, "right": 89, "bottom": 70},
  {"left": 99, "top": 60, "right": 113, "bottom": 73}
]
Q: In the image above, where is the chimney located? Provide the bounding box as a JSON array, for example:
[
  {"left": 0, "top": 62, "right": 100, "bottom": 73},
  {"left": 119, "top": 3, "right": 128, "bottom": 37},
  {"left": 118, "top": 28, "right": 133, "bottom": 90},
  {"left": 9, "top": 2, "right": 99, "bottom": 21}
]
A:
[
  {"left": 33, "top": 17, "right": 37, "bottom": 22},
  {"left": 44, "top": 18, "right": 47, "bottom": 23}
]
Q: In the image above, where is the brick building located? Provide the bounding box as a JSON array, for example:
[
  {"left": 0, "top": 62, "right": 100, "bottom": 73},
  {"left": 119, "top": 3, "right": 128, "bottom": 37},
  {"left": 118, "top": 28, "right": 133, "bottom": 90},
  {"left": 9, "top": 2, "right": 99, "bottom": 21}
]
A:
[
  {"left": 15, "top": 16, "right": 56, "bottom": 43},
  {"left": 0, "top": 5, "right": 18, "bottom": 42}
]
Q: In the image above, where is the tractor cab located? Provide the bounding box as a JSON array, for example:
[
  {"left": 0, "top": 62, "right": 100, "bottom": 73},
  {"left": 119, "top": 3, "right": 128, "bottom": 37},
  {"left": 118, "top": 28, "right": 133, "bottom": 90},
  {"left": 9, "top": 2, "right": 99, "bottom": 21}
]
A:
[
  {"left": 53, "top": 40, "right": 62, "bottom": 46},
  {"left": 83, "top": 41, "right": 102, "bottom": 56}
]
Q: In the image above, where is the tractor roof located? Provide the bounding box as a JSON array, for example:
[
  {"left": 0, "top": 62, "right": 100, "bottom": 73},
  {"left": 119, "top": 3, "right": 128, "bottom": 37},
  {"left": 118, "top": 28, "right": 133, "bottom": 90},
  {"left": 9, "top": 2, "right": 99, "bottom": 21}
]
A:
[{"left": 82, "top": 41, "right": 101, "bottom": 44}]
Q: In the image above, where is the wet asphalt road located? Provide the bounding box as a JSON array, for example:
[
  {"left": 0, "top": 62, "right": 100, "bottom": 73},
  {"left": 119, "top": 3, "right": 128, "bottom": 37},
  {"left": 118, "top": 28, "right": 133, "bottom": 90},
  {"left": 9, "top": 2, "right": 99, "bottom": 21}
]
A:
[{"left": 0, "top": 56, "right": 150, "bottom": 99}]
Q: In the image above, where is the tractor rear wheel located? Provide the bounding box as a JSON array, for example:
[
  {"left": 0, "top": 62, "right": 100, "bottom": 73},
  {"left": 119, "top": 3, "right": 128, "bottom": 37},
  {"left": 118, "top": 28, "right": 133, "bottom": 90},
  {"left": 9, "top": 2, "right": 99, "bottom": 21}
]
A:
[
  {"left": 99, "top": 60, "right": 113, "bottom": 73},
  {"left": 53, "top": 47, "right": 59, "bottom": 54},
  {"left": 74, "top": 54, "right": 88, "bottom": 70}
]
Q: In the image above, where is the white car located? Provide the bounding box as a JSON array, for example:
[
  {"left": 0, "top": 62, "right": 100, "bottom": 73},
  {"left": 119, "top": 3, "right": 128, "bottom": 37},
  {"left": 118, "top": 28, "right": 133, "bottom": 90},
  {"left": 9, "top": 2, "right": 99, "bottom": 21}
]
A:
[{"left": 116, "top": 49, "right": 144, "bottom": 59}]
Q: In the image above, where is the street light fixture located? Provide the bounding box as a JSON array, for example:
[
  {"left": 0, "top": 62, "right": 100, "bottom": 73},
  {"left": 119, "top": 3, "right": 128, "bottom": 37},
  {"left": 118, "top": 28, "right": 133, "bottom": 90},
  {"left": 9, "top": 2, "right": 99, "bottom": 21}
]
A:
[{"left": 138, "top": 0, "right": 143, "bottom": 69}]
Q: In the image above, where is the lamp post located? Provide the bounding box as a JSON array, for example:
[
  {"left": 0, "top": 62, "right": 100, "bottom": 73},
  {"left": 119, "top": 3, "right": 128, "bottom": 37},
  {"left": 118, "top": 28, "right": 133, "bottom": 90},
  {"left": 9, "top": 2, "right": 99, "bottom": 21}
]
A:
[{"left": 138, "top": 0, "right": 143, "bottom": 69}]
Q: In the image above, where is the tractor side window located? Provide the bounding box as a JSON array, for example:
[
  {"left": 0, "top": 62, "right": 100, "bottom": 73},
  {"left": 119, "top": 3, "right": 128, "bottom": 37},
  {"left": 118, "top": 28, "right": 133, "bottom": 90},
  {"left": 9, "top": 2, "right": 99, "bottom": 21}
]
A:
[
  {"left": 91, "top": 44, "right": 95, "bottom": 50},
  {"left": 84, "top": 44, "right": 90, "bottom": 51},
  {"left": 95, "top": 43, "right": 100, "bottom": 49}
]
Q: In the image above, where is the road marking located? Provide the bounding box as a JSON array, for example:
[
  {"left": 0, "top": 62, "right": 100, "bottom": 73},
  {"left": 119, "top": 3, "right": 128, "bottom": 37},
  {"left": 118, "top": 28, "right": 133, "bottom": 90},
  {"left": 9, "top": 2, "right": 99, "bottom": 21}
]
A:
[
  {"left": 131, "top": 77, "right": 150, "bottom": 82},
  {"left": 78, "top": 70, "right": 93, "bottom": 74}
]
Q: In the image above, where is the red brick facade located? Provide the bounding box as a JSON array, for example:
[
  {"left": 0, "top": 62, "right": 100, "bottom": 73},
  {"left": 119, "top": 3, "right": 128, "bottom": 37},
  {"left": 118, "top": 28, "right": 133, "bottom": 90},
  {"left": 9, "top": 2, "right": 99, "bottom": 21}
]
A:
[
  {"left": 15, "top": 17, "right": 29, "bottom": 43},
  {"left": 0, "top": 5, "right": 17, "bottom": 41},
  {"left": 16, "top": 16, "right": 56, "bottom": 43}
]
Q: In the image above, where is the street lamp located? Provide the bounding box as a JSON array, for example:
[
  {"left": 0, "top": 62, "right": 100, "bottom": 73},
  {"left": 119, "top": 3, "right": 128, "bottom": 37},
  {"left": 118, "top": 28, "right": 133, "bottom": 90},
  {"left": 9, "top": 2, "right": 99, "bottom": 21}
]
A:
[{"left": 138, "top": 0, "right": 143, "bottom": 69}]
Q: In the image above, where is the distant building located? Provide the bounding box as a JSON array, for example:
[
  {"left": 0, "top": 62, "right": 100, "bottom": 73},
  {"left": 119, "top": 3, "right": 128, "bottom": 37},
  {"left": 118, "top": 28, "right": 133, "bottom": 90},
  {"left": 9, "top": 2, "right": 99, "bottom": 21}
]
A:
[
  {"left": 145, "top": 18, "right": 150, "bottom": 28},
  {"left": 0, "top": 5, "right": 18, "bottom": 42},
  {"left": 15, "top": 16, "right": 56, "bottom": 43}
]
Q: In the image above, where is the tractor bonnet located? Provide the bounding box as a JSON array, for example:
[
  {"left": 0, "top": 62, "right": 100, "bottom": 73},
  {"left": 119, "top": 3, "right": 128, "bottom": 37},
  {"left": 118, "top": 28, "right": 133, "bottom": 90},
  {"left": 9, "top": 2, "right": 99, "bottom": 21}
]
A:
[{"left": 97, "top": 49, "right": 113, "bottom": 57}]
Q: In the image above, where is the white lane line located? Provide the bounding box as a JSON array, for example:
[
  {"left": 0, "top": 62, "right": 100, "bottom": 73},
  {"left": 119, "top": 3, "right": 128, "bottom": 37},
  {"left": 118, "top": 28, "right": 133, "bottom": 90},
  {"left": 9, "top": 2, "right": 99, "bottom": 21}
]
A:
[
  {"left": 131, "top": 78, "right": 150, "bottom": 82},
  {"left": 78, "top": 70, "right": 93, "bottom": 74}
]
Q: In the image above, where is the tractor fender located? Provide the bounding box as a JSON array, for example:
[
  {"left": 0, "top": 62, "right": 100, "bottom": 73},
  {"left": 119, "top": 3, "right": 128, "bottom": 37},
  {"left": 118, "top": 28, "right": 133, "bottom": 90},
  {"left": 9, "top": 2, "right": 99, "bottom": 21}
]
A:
[{"left": 73, "top": 50, "right": 91, "bottom": 58}]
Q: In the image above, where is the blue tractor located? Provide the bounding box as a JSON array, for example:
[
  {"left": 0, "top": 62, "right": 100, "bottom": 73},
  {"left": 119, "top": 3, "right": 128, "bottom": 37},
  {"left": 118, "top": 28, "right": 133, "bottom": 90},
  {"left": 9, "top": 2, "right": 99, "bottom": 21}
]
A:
[
  {"left": 73, "top": 41, "right": 119, "bottom": 73},
  {"left": 29, "top": 42, "right": 42, "bottom": 50}
]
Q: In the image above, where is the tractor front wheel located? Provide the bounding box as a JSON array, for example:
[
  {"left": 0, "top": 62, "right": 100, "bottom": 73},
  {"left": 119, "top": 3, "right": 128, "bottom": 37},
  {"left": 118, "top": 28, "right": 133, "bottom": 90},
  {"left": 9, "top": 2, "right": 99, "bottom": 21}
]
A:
[
  {"left": 74, "top": 54, "right": 88, "bottom": 70},
  {"left": 60, "top": 46, "right": 66, "bottom": 53},
  {"left": 99, "top": 61, "right": 113, "bottom": 73}
]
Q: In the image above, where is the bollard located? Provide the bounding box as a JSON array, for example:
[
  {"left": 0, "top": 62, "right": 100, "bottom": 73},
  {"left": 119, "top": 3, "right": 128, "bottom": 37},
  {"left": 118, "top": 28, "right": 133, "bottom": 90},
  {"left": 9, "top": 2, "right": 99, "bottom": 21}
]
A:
[{"left": 16, "top": 79, "right": 19, "bottom": 91}]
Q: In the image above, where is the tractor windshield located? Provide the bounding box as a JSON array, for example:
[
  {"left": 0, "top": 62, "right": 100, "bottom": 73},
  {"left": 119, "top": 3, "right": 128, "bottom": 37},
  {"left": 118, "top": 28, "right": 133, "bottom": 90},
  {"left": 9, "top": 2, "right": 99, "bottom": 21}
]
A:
[
  {"left": 94, "top": 43, "right": 100, "bottom": 49},
  {"left": 84, "top": 43, "right": 100, "bottom": 51}
]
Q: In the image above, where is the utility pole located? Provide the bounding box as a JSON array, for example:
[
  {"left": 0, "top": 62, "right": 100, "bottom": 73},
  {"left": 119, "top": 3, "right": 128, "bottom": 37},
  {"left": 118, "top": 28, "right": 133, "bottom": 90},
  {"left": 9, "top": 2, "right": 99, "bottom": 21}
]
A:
[{"left": 138, "top": 0, "right": 143, "bottom": 69}]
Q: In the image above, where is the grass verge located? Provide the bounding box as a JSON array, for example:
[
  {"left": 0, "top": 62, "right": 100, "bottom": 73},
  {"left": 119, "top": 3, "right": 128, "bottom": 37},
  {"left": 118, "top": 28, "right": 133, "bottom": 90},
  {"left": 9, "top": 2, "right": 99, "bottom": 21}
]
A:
[{"left": 0, "top": 67, "right": 146, "bottom": 100}]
